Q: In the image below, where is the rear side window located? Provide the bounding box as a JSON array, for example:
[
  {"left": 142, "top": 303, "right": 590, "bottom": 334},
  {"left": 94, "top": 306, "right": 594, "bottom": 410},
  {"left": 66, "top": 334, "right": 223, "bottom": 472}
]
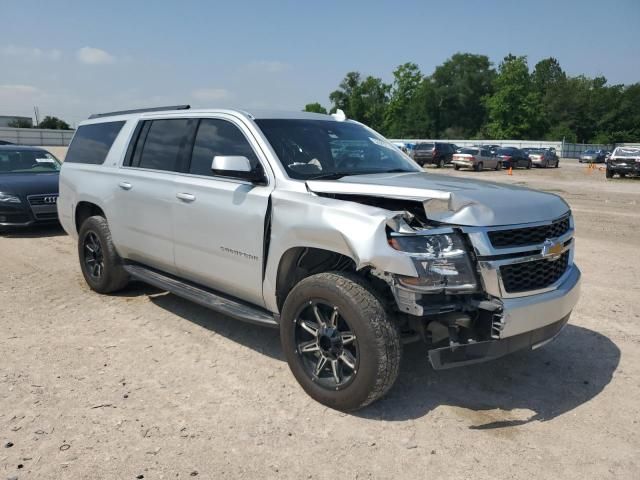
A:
[
  {"left": 65, "top": 121, "right": 125, "bottom": 164},
  {"left": 137, "top": 119, "right": 191, "bottom": 171},
  {"left": 189, "top": 119, "right": 258, "bottom": 177}
]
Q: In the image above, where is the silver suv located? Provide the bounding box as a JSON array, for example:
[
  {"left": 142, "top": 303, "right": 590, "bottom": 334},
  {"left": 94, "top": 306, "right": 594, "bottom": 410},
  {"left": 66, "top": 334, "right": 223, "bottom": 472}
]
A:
[{"left": 59, "top": 106, "right": 581, "bottom": 411}]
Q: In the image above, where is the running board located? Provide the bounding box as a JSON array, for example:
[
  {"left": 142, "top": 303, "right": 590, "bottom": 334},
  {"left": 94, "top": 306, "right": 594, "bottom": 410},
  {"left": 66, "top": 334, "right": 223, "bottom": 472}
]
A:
[{"left": 123, "top": 264, "right": 278, "bottom": 328}]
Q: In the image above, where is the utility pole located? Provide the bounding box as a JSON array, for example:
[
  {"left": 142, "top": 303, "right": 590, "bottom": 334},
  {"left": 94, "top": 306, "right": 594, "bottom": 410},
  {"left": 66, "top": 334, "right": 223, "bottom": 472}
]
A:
[{"left": 33, "top": 106, "right": 40, "bottom": 127}]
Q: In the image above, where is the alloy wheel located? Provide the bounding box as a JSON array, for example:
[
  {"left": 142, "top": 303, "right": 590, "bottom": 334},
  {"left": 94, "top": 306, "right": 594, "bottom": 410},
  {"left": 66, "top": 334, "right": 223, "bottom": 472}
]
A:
[
  {"left": 294, "top": 300, "right": 358, "bottom": 390},
  {"left": 83, "top": 231, "right": 104, "bottom": 279}
]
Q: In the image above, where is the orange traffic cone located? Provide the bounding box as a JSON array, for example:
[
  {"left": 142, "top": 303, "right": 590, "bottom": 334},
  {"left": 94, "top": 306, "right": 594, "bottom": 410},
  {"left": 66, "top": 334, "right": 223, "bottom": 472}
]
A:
[{"left": 507, "top": 166, "right": 513, "bottom": 176}]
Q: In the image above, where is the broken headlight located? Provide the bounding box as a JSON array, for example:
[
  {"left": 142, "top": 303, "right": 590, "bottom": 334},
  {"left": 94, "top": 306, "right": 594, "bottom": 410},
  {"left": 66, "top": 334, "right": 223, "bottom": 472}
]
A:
[{"left": 389, "top": 232, "right": 477, "bottom": 293}]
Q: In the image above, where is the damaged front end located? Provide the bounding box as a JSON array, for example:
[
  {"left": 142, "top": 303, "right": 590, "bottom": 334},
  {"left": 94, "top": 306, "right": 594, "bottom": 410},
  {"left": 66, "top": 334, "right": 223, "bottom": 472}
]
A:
[{"left": 305, "top": 180, "right": 576, "bottom": 371}]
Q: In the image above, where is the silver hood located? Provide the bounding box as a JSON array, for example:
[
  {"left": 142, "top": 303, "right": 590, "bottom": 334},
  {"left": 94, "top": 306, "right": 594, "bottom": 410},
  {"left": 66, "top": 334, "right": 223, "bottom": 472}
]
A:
[{"left": 306, "top": 172, "right": 570, "bottom": 227}]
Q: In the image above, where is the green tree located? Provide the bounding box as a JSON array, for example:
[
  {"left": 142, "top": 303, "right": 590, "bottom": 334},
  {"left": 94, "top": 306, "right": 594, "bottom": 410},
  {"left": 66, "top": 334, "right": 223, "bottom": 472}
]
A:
[
  {"left": 484, "top": 55, "right": 542, "bottom": 139},
  {"left": 329, "top": 72, "right": 390, "bottom": 132},
  {"left": 303, "top": 102, "right": 328, "bottom": 114},
  {"left": 8, "top": 118, "right": 32, "bottom": 128},
  {"left": 430, "top": 53, "right": 495, "bottom": 138},
  {"left": 38, "top": 116, "right": 71, "bottom": 130},
  {"left": 383, "top": 63, "right": 425, "bottom": 138}
]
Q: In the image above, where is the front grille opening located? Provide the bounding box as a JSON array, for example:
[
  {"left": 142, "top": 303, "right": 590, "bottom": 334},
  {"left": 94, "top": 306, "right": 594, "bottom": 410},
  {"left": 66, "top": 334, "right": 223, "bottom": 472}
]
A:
[
  {"left": 500, "top": 251, "right": 569, "bottom": 293},
  {"left": 489, "top": 217, "right": 570, "bottom": 248}
]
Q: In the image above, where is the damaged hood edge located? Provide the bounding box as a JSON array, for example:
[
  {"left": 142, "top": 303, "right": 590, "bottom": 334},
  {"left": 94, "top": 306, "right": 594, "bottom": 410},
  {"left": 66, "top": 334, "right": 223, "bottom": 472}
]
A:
[{"left": 306, "top": 173, "right": 570, "bottom": 227}]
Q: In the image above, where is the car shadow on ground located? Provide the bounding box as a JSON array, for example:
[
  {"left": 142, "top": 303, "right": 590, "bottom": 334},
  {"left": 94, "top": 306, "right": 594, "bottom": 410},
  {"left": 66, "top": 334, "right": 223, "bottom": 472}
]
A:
[
  {"left": 139, "top": 289, "right": 618, "bottom": 429},
  {"left": 0, "top": 224, "right": 66, "bottom": 238},
  {"left": 359, "top": 324, "right": 619, "bottom": 428}
]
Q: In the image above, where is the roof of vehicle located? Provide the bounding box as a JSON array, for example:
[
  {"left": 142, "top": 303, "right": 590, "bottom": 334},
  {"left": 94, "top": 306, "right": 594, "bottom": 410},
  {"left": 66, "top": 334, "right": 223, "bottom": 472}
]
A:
[
  {"left": 80, "top": 107, "right": 335, "bottom": 125},
  {"left": 0, "top": 145, "right": 50, "bottom": 152}
]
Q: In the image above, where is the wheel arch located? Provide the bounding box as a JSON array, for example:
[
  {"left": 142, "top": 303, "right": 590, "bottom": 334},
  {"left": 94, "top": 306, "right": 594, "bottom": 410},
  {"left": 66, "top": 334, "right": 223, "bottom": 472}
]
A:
[
  {"left": 275, "top": 247, "right": 357, "bottom": 312},
  {"left": 75, "top": 201, "right": 106, "bottom": 233}
]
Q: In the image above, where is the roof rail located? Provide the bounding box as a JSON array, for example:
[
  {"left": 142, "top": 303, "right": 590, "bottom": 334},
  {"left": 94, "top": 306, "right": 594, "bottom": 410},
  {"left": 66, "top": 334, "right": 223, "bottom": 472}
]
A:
[{"left": 88, "top": 104, "right": 191, "bottom": 119}]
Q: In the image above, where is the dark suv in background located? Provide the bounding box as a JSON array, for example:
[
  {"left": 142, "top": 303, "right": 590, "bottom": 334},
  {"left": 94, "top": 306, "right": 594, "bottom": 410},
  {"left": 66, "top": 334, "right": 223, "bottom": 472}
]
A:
[
  {"left": 412, "top": 142, "right": 456, "bottom": 168},
  {"left": 496, "top": 147, "right": 531, "bottom": 169}
]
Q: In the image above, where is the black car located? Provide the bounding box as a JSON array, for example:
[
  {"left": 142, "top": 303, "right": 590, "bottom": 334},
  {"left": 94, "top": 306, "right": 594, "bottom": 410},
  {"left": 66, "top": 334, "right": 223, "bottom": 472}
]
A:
[
  {"left": 412, "top": 142, "right": 456, "bottom": 168},
  {"left": 496, "top": 147, "right": 531, "bottom": 169},
  {"left": 0, "top": 146, "right": 61, "bottom": 230},
  {"left": 606, "top": 147, "right": 640, "bottom": 178}
]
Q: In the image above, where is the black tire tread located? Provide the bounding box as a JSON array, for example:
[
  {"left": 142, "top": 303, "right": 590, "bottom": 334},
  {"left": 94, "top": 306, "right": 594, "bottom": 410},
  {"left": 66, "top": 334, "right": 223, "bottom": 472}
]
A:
[
  {"left": 78, "top": 215, "right": 129, "bottom": 294},
  {"left": 281, "top": 271, "right": 401, "bottom": 411}
]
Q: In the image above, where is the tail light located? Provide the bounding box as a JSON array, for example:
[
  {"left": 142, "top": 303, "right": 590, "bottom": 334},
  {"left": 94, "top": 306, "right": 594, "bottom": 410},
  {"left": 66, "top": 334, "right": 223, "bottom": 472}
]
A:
[{"left": 469, "top": 156, "right": 476, "bottom": 161}]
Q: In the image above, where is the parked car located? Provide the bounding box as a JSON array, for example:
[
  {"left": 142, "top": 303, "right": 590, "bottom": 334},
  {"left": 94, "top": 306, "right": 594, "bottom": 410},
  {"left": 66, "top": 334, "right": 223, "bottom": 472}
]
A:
[
  {"left": 496, "top": 147, "right": 531, "bottom": 169},
  {"left": 452, "top": 147, "right": 501, "bottom": 171},
  {"left": 0, "top": 145, "right": 61, "bottom": 231},
  {"left": 58, "top": 106, "right": 581, "bottom": 411},
  {"left": 479, "top": 144, "right": 501, "bottom": 155},
  {"left": 606, "top": 147, "right": 640, "bottom": 178},
  {"left": 579, "top": 149, "right": 607, "bottom": 163},
  {"left": 412, "top": 142, "right": 456, "bottom": 168},
  {"left": 527, "top": 148, "right": 559, "bottom": 168}
]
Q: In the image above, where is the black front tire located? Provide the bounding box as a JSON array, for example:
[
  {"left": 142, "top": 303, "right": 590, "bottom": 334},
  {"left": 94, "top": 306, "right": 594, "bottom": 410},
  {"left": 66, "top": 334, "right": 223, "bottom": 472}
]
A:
[
  {"left": 78, "top": 215, "right": 129, "bottom": 294},
  {"left": 280, "top": 272, "right": 401, "bottom": 411},
  {"left": 474, "top": 162, "right": 483, "bottom": 172},
  {"left": 437, "top": 158, "right": 444, "bottom": 168},
  {"left": 605, "top": 168, "right": 613, "bottom": 178}
]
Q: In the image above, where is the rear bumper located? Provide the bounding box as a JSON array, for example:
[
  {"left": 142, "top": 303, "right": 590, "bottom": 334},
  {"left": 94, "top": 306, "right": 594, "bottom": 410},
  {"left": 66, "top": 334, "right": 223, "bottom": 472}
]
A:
[
  {"left": 428, "top": 264, "right": 581, "bottom": 370},
  {"left": 608, "top": 163, "right": 640, "bottom": 174}
]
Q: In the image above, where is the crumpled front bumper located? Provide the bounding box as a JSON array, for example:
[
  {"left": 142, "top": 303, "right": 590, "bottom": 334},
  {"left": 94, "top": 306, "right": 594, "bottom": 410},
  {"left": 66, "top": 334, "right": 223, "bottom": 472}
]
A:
[{"left": 428, "top": 265, "right": 581, "bottom": 370}]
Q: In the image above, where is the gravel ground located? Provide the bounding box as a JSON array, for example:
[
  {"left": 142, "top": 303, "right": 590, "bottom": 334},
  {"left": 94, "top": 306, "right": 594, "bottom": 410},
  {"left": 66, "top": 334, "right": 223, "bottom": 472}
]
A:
[{"left": 1, "top": 160, "right": 638, "bottom": 479}]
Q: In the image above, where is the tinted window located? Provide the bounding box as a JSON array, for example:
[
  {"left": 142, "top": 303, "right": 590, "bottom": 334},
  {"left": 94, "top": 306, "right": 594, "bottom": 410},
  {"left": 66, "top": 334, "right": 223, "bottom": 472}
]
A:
[
  {"left": 460, "top": 148, "right": 479, "bottom": 155},
  {"left": 138, "top": 119, "right": 191, "bottom": 171},
  {"left": 496, "top": 148, "right": 516, "bottom": 155},
  {"left": 189, "top": 119, "right": 258, "bottom": 176},
  {"left": 418, "top": 143, "right": 434, "bottom": 150},
  {"left": 65, "top": 121, "right": 125, "bottom": 164}
]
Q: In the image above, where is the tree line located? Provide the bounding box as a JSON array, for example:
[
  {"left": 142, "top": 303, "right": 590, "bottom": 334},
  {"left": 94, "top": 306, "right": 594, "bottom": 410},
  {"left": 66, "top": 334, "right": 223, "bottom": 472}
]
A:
[
  {"left": 304, "top": 53, "right": 640, "bottom": 144},
  {"left": 8, "top": 116, "right": 71, "bottom": 130}
]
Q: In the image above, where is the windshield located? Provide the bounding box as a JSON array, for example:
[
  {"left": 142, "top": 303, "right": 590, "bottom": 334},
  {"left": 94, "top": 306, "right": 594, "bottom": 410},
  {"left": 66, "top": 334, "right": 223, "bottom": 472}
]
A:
[
  {"left": 0, "top": 150, "right": 61, "bottom": 174},
  {"left": 255, "top": 119, "right": 420, "bottom": 180}
]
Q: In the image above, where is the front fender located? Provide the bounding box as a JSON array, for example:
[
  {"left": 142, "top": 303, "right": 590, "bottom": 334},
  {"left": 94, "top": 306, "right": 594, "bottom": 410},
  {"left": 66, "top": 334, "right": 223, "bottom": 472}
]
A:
[{"left": 262, "top": 190, "right": 418, "bottom": 312}]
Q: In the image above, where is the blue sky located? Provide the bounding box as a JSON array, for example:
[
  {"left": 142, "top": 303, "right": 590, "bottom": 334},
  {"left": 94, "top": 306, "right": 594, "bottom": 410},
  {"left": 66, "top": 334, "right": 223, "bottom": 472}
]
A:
[{"left": 2, "top": 0, "right": 639, "bottom": 126}]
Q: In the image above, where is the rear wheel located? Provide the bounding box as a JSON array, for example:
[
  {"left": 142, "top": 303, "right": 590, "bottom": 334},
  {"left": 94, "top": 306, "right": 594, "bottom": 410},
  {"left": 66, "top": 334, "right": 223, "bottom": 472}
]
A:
[
  {"left": 78, "top": 215, "right": 129, "bottom": 294},
  {"left": 454, "top": 164, "right": 460, "bottom": 170},
  {"left": 526, "top": 160, "right": 532, "bottom": 169},
  {"left": 475, "top": 162, "right": 483, "bottom": 172},
  {"left": 554, "top": 159, "right": 559, "bottom": 168},
  {"left": 280, "top": 272, "right": 401, "bottom": 411},
  {"left": 437, "top": 157, "right": 444, "bottom": 168},
  {"left": 495, "top": 161, "right": 502, "bottom": 170}
]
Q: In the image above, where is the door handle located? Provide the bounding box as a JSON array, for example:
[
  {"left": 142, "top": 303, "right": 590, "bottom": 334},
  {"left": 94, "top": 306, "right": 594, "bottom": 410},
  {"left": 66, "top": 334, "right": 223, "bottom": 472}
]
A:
[
  {"left": 118, "top": 181, "right": 132, "bottom": 190},
  {"left": 176, "top": 192, "right": 196, "bottom": 202}
]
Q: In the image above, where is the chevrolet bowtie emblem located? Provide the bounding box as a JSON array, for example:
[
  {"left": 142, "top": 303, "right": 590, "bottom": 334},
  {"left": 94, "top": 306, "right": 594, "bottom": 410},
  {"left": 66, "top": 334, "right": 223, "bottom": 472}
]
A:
[{"left": 541, "top": 239, "right": 563, "bottom": 258}]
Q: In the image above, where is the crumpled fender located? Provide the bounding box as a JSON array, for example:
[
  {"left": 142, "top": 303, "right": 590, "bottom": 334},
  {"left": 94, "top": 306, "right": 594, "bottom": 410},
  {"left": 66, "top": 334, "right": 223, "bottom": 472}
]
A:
[{"left": 262, "top": 189, "right": 418, "bottom": 312}]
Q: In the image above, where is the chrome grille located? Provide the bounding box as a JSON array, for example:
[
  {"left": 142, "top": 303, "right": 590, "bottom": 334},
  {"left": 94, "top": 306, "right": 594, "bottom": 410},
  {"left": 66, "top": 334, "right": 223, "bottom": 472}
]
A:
[
  {"left": 500, "top": 251, "right": 570, "bottom": 293},
  {"left": 488, "top": 217, "right": 570, "bottom": 248}
]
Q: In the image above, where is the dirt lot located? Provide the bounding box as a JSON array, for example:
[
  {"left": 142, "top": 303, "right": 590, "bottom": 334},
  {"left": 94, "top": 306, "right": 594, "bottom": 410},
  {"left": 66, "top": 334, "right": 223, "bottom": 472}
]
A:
[{"left": 1, "top": 160, "right": 638, "bottom": 479}]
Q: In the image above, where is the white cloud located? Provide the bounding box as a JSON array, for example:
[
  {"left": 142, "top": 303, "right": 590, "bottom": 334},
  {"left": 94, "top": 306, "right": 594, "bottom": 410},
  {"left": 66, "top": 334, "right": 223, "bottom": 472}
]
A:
[
  {"left": 246, "top": 60, "right": 290, "bottom": 73},
  {"left": 76, "top": 46, "right": 116, "bottom": 65},
  {"left": 191, "top": 88, "right": 233, "bottom": 101},
  {"left": 0, "top": 45, "right": 61, "bottom": 61}
]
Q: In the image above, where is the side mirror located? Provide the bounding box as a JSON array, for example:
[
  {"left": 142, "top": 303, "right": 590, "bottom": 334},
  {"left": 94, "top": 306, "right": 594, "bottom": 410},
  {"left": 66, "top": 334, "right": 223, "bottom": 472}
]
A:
[{"left": 211, "top": 156, "right": 266, "bottom": 184}]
